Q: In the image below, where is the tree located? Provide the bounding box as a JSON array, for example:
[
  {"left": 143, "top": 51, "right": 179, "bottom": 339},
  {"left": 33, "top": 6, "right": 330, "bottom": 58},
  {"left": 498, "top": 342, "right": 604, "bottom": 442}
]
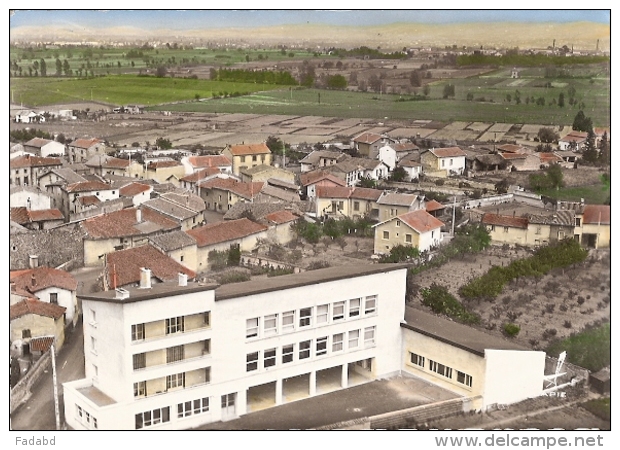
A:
[
  {"left": 423, "top": 85, "right": 430, "bottom": 97},
  {"left": 581, "top": 130, "right": 599, "bottom": 164},
  {"left": 494, "top": 178, "right": 510, "bottom": 194},
  {"left": 558, "top": 92, "right": 565, "bottom": 107},
  {"left": 410, "top": 70, "right": 421, "bottom": 87},
  {"left": 155, "top": 137, "right": 172, "bottom": 149},
  {"left": 326, "top": 74, "right": 347, "bottom": 89},
  {"left": 537, "top": 127, "right": 559, "bottom": 144},
  {"left": 357, "top": 176, "right": 377, "bottom": 188},
  {"left": 572, "top": 110, "right": 593, "bottom": 133},
  {"left": 389, "top": 166, "right": 408, "bottom": 182},
  {"left": 598, "top": 131, "right": 610, "bottom": 166},
  {"left": 155, "top": 65, "right": 167, "bottom": 78},
  {"left": 39, "top": 58, "right": 47, "bottom": 77},
  {"left": 265, "top": 136, "right": 284, "bottom": 155},
  {"left": 62, "top": 59, "right": 71, "bottom": 76},
  {"left": 368, "top": 74, "right": 383, "bottom": 93},
  {"left": 55, "top": 58, "right": 62, "bottom": 76},
  {"left": 442, "top": 83, "right": 455, "bottom": 99},
  {"left": 545, "top": 163, "right": 564, "bottom": 190}
]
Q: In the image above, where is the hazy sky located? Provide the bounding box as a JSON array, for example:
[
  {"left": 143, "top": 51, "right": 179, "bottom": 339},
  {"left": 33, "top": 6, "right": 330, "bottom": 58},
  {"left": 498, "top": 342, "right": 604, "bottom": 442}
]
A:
[{"left": 10, "top": 9, "right": 611, "bottom": 30}]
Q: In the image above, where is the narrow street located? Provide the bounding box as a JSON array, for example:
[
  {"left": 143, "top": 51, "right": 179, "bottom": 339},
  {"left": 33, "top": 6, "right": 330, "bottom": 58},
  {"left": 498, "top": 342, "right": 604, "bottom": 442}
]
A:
[{"left": 11, "top": 319, "right": 85, "bottom": 431}]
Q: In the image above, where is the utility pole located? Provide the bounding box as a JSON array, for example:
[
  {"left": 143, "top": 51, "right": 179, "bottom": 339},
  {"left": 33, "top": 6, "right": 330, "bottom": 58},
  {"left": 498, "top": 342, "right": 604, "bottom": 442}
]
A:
[
  {"left": 50, "top": 342, "right": 61, "bottom": 430},
  {"left": 451, "top": 196, "right": 456, "bottom": 237}
]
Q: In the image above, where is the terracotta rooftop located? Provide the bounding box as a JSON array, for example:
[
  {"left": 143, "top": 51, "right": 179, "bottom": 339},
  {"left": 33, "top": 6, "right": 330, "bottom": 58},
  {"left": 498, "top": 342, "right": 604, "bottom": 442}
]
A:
[
  {"left": 24, "top": 138, "right": 54, "bottom": 148},
  {"left": 187, "top": 155, "right": 231, "bottom": 168},
  {"left": 180, "top": 167, "right": 221, "bottom": 183},
  {"left": 300, "top": 171, "right": 347, "bottom": 187},
  {"left": 120, "top": 182, "right": 152, "bottom": 197},
  {"left": 429, "top": 147, "right": 467, "bottom": 158},
  {"left": 582, "top": 205, "right": 610, "bottom": 225},
  {"left": 10, "top": 267, "right": 78, "bottom": 293},
  {"left": 226, "top": 143, "right": 271, "bottom": 156},
  {"left": 398, "top": 209, "right": 445, "bottom": 233},
  {"left": 105, "top": 244, "right": 196, "bottom": 288},
  {"left": 81, "top": 207, "right": 179, "bottom": 239},
  {"left": 186, "top": 218, "right": 268, "bottom": 247},
  {"left": 425, "top": 200, "right": 445, "bottom": 212},
  {"left": 85, "top": 155, "right": 130, "bottom": 169},
  {"left": 497, "top": 144, "right": 524, "bottom": 153},
  {"left": 147, "top": 160, "right": 182, "bottom": 169},
  {"left": 70, "top": 138, "right": 103, "bottom": 149},
  {"left": 500, "top": 152, "right": 528, "bottom": 160},
  {"left": 316, "top": 185, "right": 353, "bottom": 199},
  {"left": 264, "top": 210, "right": 299, "bottom": 224},
  {"left": 10, "top": 298, "right": 66, "bottom": 321},
  {"left": 149, "top": 230, "right": 197, "bottom": 252},
  {"left": 10, "top": 207, "right": 64, "bottom": 224},
  {"left": 10, "top": 155, "right": 63, "bottom": 169},
  {"left": 350, "top": 187, "right": 383, "bottom": 201},
  {"left": 64, "top": 181, "right": 112, "bottom": 193},
  {"left": 539, "top": 153, "right": 563, "bottom": 164},
  {"left": 482, "top": 213, "right": 529, "bottom": 229},
  {"left": 377, "top": 192, "right": 418, "bottom": 207},
  {"left": 353, "top": 132, "right": 382, "bottom": 144},
  {"left": 77, "top": 195, "right": 101, "bottom": 206}
]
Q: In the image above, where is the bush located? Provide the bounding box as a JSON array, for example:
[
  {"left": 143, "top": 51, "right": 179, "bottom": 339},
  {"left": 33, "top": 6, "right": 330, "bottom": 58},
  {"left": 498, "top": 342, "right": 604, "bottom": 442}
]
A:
[
  {"left": 434, "top": 179, "right": 445, "bottom": 186},
  {"left": 214, "top": 271, "right": 251, "bottom": 285},
  {"left": 564, "top": 320, "right": 572, "bottom": 328},
  {"left": 503, "top": 323, "right": 521, "bottom": 337},
  {"left": 577, "top": 296, "right": 585, "bottom": 305},
  {"left": 420, "top": 283, "right": 480, "bottom": 325}
]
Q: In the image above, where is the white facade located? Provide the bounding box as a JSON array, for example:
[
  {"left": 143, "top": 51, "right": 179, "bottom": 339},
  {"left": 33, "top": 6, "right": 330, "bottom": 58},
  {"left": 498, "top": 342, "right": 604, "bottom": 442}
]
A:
[
  {"left": 438, "top": 155, "right": 466, "bottom": 176},
  {"left": 36, "top": 286, "right": 79, "bottom": 326},
  {"left": 378, "top": 145, "right": 397, "bottom": 171},
  {"left": 10, "top": 189, "right": 52, "bottom": 210},
  {"left": 64, "top": 265, "right": 408, "bottom": 430},
  {"left": 39, "top": 141, "right": 66, "bottom": 157}
]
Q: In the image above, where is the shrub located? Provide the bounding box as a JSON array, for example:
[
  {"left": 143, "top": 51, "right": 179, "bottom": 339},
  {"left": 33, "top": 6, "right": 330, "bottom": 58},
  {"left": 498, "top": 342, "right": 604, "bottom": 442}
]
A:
[
  {"left": 434, "top": 179, "right": 445, "bottom": 186},
  {"left": 420, "top": 283, "right": 480, "bottom": 324},
  {"left": 577, "top": 296, "right": 585, "bottom": 305},
  {"left": 545, "top": 303, "right": 555, "bottom": 314},
  {"left": 502, "top": 323, "right": 521, "bottom": 337},
  {"left": 559, "top": 304, "right": 568, "bottom": 312},
  {"left": 306, "top": 261, "right": 331, "bottom": 271},
  {"left": 542, "top": 328, "right": 558, "bottom": 340},
  {"left": 214, "top": 271, "right": 251, "bottom": 285},
  {"left": 563, "top": 320, "right": 572, "bottom": 329},
  {"left": 529, "top": 339, "right": 540, "bottom": 347}
]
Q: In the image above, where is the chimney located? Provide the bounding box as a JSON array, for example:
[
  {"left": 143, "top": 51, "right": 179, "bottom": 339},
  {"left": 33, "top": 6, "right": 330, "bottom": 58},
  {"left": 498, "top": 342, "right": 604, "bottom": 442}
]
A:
[
  {"left": 178, "top": 272, "right": 188, "bottom": 287},
  {"left": 136, "top": 208, "right": 142, "bottom": 223},
  {"left": 31, "top": 273, "right": 36, "bottom": 287},
  {"left": 139, "top": 268, "right": 152, "bottom": 289},
  {"left": 115, "top": 288, "right": 130, "bottom": 300},
  {"left": 29, "top": 255, "right": 39, "bottom": 269}
]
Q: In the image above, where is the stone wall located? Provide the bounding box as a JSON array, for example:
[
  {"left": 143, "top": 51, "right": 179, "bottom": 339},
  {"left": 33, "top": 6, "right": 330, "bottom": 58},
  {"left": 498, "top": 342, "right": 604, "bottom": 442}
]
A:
[
  {"left": 10, "top": 223, "right": 85, "bottom": 270},
  {"left": 10, "top": 351, "right": 51, "bottom": 414}
]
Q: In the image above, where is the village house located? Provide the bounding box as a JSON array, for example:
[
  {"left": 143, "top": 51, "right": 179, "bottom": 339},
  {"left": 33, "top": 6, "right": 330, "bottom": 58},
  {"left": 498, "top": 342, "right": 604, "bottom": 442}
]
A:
[
  {"left": 37, "top": 167, "right": 87, "bottom": 192},
  {"left": 102, "top": 245, "right": 196, "bottom": 291},
  {"left": 558, "top": 131, "right": 588, "bottom": 151},
  {"left": 59, "top": 180, "right": 120, "bottom": 219},
  {"left": 376, "top": 192, "right": 425, "bottom": 222},
  {"left": 149, "top": 230, "right": 200, "bottom": 273},
  {"left": 372, "top": 209, "right": 444, "bottom": 254},
  {"left": 574, "top": 204, "right": 611, "bottom": 249},
  {"left": 315, "top": 186, "right": 382, "bottom": 220},
  {"left": 299, "top": 171, "right": 347, "bottom": 199},
  {"left": 198, "top": 178, "right": 264, "bottom": 211},
  {"left": 144, "top": 160, "right": 186, "bottom": 185},
  {"left": 14, "top": 110, "right": 46, "bottom": 124},
  {"left": 538, "top": 152, "right": 564, "bottom": 168},
  {"left": 254, "top": 183, "right": 301, "bottom": 204},
  {"left": 352, "top": 132, "right": 394, "bottom": 158},
  {"left": 482, "top": 213, "right": 530, "bottom": 246},
  {"left": 66, "top": 138, "right": 108, "bottom": 164},
  {"left": 141, "top": 191, "right": 206, "bottom": 231},
  {"left": 10, "top": 155, "right": 63, "bottom": 187},
  {"left": 185, "top": 218, "right": 269, "bottom": 271},
  {"left": 10, "top": 298, "right": 67, "bottom": 356},
  {"left": 10, "top": 185, "right": 52, "bottom": 210},
  {"left": 10, "top": 266, "right": 79, "bottom": 327},
  {"left": 80, "top": 207, "right": 181, "bottom": 266},
  {"left": 240, "top": 164, "right": 297, "bottom": 185},
  {"left": 299, "top": 150, "right": 350, "bottom": 173},
  {"left": 499, "top": 152, "right": 541, "bottom": 171},
  {"left": 397, "top": 153, "right": 424, "bottom": 181},
  {"left": 374, "top": 142, "right": 420, "bottom": 170},
  {"left": 10, "top": 207, "right": 64, "bottom": 230},
  {"left": 23, "top": 138, "right": 66, "bottom": 158},
  {"left": 420, "top": 147, "right": 467, "bottom": 177},
  {"left": 85, "top": 155, "right": 144, "bottom": 178},
  {"left": 179, "top": 168, "right": 226, "bottom": 194},
  {"left": 119, "top": 182, "right": 154, "bottom": 207},
  {"left": 222, "top": 143, "right": 272, "bottom": 176},
  {"left": 181, "top": 154, "right": 232, "bottom": 175}
]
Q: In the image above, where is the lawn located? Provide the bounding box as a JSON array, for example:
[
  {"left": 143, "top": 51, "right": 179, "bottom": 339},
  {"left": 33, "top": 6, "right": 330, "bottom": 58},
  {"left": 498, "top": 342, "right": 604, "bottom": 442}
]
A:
[
  {"left": 10, "top": 75, "right": 288, "bottom": 107},
  {"left": 546, "top": 323, "right": 610, "bottom": 372},
  {"left": 537, "top": 183, "right": 610, "bottom": 205}
]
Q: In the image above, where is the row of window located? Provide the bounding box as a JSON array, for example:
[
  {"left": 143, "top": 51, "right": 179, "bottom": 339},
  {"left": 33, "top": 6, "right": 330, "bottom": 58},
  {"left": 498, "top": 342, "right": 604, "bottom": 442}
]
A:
[
  {"left": 409, "top": 352, "right": 473, "bottom": 388},
  {"left": 132, "top": 340, "right": 211, "bottom": 371},
  {"left": 135, "top": 394, "right": 235, "bottom": 429},
  {"left": 246, "top": 327, "right": 376, "bottom": 372},
  {"left": 131, "top": 312, "right": 211, "bottom": 341},
  {"left": 133, "top": 368, "right": 211, "bottom": 398},
  {"left": 76, "top": 405, "right": 98, "bottom": 429},
  {"left": 246, "top": 296, "right": 377, "bottom": 339}
]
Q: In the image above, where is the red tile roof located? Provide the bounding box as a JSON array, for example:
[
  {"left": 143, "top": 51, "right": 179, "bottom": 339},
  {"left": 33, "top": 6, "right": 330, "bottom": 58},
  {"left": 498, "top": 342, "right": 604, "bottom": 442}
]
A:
[
  {"left": 264, "top": 210, "right": 299, "bottom": 224},
  {"left": 425, "top": 200, "right": 445, "bottom": 212},
  {"left": 10, "top": 155, "right": 63, "bottom": 169},
  {"left": 316, "top": 185, "right": 353, "bottom": 199},
  {"left": 10, "top": 267, "right": 78, "bottom": 293},
  {"left": 350, "top": 187, "right": 383, "bottom": 201},
  {"left": 10, "top": 298, "right": 66, "bottom": 320},
  {"left": 77, "top": 195, "right": 101, "bottom": 206},
  {"left": 392, "top": 143, "right": 419, "bottom": 152},
  {"left": 430, "top": 147, "right": 467, "bottom": 158},
  {"left": 180, "top": 167, "right": 221, "bottom": 182},
  {"left": 71, "top": 138, "right": 103, "bottom": 149},
  {"left": 186, "top": 218, "right": 268, "bottom": 247},
  {"left": 25, "top": 138, "right": 53, "bottom": 148},
  {"left": 539, "top": 153, "right": 563, "bottom": 164},
  {"left": 64, "top": 181, "right": 112, "bottom": 193},
  {"left": 500, "top": 152, "right": 528, "bottom": 160},
  {"left": 147, "top": 160, "right": 182, "bottom": 169},
  {"left": 482, "top": 213, "right": 529, "bottom": 229},
  {"left": 399, "top": 209, "right": 445, "bottom": 233},
  {"left": 120, "top": 182, "right": 152, "bottom": 197},
  {"left": 30, "top": 336, "right": 56, "bottom": 352},
  {"left": 105, "top": 244, "right": 196, "bottom": 288},
  {"left": 582, "top": 205, "right": 610, "bottom": 225},
  {"left": 226, "top": 143, "right": 271, "bottom": 156},
  {"left": 187, "top": 155, "right": 231, "bottom": 168},
  {"left": 199, "top": 178, "right": 263, "bottom": 199},
  {"left": 101, "top": 157, "right": 130, "bottom": 168},
  {"left": 497, "top": 144, "right": 524, "bottom": 153},
  {"left": 26, "top": 208, "right": 64, "bottom": 222},
  {"left": 353, "top": 132, "right": 382, "bottom": 144},
  {"left": 300, "top": 171, "right": 347, "bottom": 187},
  {"left": 81, "top": 207, "right": 179, "bottom": 239}
]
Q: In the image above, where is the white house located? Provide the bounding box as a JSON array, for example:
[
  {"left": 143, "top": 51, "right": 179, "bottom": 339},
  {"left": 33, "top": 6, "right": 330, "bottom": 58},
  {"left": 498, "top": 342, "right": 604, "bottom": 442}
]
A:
[
  {"left": 372, "top": 209, "right": 444, "bottom": 254},
  {"left": 23, "top": 138, "right": 66, "bottom": 157},
  {"left": 63, "top": 264, "right": 408, "bottom": 430}
]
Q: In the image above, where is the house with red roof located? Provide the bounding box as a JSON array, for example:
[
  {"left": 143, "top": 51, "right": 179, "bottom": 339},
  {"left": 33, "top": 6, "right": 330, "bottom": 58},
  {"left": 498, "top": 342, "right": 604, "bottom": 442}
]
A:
[
  {"left": 222, "top": 143, "right": 272, "bottom": 175},
  {"left": 179, "top": 167, "right": 226, "bottom": 194},
  {"left": 10, "top": 155, "right": 63, "bottom": 187},
  {"left": 300, "top": 170, "right": 347, "bottom": 199},
  {"left": 85, "top": 155, "right": 144, "bottom": 178},
  {"left": 119, "top": 182, "right": 153, "bottom": 207},
  {"left": 482, "top": 213, "right": 530, "bottom": 245},
  {"left": 186, "top": 218, "right": 269, "bottom": 271},
  {"left": 103, "top": 244, "right": 196, "bottom": 290},
  {"left": 181, "top": 154, "right": 232, "bottom": 175},
  {"left": 376, "top": 191, "right": 425, "bottom": 222},
  {"left": 81, "top": 207, "right": 181, "bottom": 266},
  {"left": 10, "top": 298, "right": 67, "bottom": 355},
  {"left": 66, "top": 137, "right": 108, "bottom": 164},
  {"left": 299, "top": 150, "right": 350, "bottom": 173},
  {"left": 315, "top": 186, "right": 383, "bottom": 220},
  {"left": 144, "top": 160, "right": 186, "bottom": 184},
  {"left": 558, "top": 131, "right": 588, "bottom": 151},
  {"left": 10, "top": 207, "right": 64, "bottom": 230},
  {"left": 60, "top": 180, "right": 120, "bottom": 218},
  {"left": 575, "top": 204, "right": 610, "bottom": 248},
  {"left": 372, "top": 209, "right": 445, "bottom": 254},
  {"left": 420, "top": 147, "right": 467, "bottom": 176},
  {"left": 198, "top": 178, "right": 264, "bottom": 211},
  {"left": 352, "top": 132, "right": 394, "bottom": 157},
  {"left": 10, "top": 266, "right": 79, "bottom": 326}
]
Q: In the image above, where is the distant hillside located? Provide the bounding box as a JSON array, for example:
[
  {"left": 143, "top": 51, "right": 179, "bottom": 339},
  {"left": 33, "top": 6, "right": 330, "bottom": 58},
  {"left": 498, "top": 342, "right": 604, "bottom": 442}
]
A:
[{"left": 10, "top": 21, "right": 610, "bottom": 52}]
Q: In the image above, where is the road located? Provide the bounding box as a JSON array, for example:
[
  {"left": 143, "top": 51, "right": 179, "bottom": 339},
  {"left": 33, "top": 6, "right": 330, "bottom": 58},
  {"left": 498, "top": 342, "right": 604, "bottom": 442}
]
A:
[{"left": 11, "top": 314, "right": 85, "bottom": 430}]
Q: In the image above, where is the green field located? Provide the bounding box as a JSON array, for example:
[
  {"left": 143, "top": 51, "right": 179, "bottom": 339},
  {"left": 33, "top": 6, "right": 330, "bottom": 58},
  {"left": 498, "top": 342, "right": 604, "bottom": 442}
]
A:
[
  {"left": 546, "top": 323, "right": 610, "bottom": 372},
  {"left": 537, "top": 183, "right": 610, "bottom": 205},
  {"left": 10, "top": 76, "right": 288, "bottom": 107}
]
